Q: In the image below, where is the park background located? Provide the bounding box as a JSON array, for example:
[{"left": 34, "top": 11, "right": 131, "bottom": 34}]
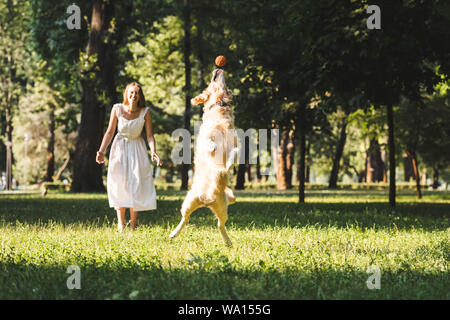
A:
[{"left": 0, "top": 0, "right": 449, "bottom": 299}]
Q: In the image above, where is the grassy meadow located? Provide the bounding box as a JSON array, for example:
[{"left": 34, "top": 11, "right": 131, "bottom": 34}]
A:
[{"left": 0, "top": 188, "right": 449, "bottom": 299}]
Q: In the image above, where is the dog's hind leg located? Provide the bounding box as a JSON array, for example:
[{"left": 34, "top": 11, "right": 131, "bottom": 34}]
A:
[
  {"left": 209, "top": 202, "right": 232, "bottom": 247},
  {"left": 169, "top": 191, "right": 202, "bottom": 239}
]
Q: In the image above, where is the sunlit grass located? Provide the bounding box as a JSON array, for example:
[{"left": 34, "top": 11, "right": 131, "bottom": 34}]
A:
[{"left": 0, "top": 189, "right": 448, "bottom": 299}]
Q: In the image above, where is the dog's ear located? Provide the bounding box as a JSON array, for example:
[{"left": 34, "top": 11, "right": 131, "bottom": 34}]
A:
[{"left": 191, "top": 93, "right": 209, "bottom": 106}]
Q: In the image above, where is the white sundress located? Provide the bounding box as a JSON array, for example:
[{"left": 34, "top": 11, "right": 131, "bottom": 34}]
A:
[{"left": 107, "top": 103, "right": 157, "bottom": 211}]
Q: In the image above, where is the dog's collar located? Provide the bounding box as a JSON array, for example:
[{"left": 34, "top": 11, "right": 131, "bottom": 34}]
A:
[
  {"left": 214, "top": 101, "right": 229, "bottom": 108},
  {"left": 203, "top": 101, "right": 230, "bottom": 114}
]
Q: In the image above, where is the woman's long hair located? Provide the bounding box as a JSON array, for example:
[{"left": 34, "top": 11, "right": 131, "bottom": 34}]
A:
[{"left": 122, "top": 82, "right": 146, "bottom": 109}]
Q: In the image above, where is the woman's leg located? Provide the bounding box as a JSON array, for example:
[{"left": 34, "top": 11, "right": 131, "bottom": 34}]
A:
[
  {"left": 130, "top": 208, "right": 138, "bottom": 230},
  {"left": 116, "top": 207, "right": 126, "bottom": 232}
]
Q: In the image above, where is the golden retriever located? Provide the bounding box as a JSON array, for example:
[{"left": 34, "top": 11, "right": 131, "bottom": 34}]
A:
[{"left": 169, "top": 68, "right": 239, "bottom": 246}]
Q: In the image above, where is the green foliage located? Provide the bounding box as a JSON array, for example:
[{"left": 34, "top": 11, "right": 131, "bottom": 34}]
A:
[
  {"left": 2, "top": 0, "right": 450, "bottom": 188},
  {"left": 29, "top": 0, "right": 89, "bottom": 99},
  {"left": 0, "top": 0, "right": 33, "bottom": 170},
  {"left": 153, "top": 133, "right": 178, "bottom": 181},
  {"left": 310, "top": 109, "right": 347, "bottom": 177},
  {"left": 12, "top": 74, "right": 76, "bottom": 184},
  {"left": 394, "top": 73, "right": 450, "bottom": 180},
  {"left": 126, "top": 16, "right": 185, "bottom": 118},
  {"left": 124, "top": 15, "right": 188, "bottom": 180},
  {"left": 416, "top": 89, "right": 450, "bottom": 172}
]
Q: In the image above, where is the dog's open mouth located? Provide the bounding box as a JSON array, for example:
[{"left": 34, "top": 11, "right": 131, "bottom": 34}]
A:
[{"left": 212, "top": 68, "right": 223, "bottom": 82}]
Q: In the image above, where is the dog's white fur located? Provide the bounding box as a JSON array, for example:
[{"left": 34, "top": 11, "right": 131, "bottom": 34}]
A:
[{"left": 169, "top": 69, "right": 238, "bottom": 246}]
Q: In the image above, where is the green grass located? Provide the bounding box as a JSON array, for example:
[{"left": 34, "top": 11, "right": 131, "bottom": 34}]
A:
[{"left": 0, "top": 189, "right": 448, "bottom": 299}]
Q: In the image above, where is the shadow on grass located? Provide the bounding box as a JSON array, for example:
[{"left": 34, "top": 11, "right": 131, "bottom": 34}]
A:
[
  {"left": 233, "top": 189, "right": 450, "bottom": 200},
  {"left": 0, "top": 261, "right": 448, "bottom": 299},
  {"left": 0, "top": 193, "right": 448, "bottom": 232}
]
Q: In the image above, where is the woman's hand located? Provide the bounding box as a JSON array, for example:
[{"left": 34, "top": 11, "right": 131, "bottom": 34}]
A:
[
  {"left": 96, "top": 151, "right": 105, "bottom": 164},
  {"left": 151, "top": 152, "right": 162, "bottom": 166}
]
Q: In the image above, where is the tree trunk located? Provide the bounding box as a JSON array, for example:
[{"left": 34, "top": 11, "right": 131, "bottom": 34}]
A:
[
  {"left": 71, "top": 0, "right": 112, "bottom": 192},
  {"left": 298, "top": 132, "right": 306, "bottom": 203},
  {"left": 197, "top": 59, "right": 205, "bottom": 120},
  {"left": 4, "top": 84, "right": 14, "bottom": 190},
  {"left": 0, "top": 114, "right": 5, "bottom": 173},
  {"left": 235, "top": 164, "right": 245, "bottom": 189},
  {"left": 2, "top": 33, "right": 16, "bottom": 188},
  {"left": 387, "top": 103, "right": 396, "bottom": 208},
  {"left": 236, "top": 163, "right": 245, "bottom": 191},
  {"left": 55, "top": 153, "right": 70, "bottom": 181},
  {"left": 195, "top": 18, "right": 206, "bottom": 120},
  {"left": 366, "top": 138, "right": 385, "bottom": 183},
  {"left": 270, "top": 128, "right": 278, "bottom": 183},
  {"left": 348, "top": 164, "right": 364, "bottom": 183},
  {"left": 181, "top": 0, "right": 191, "bottom": 190},
  {"left": 5, "top": 142, "right": 12, "bottom": 190},
  {"left": 365, "top": 145, "right": 371, "bottom": 182},
  {"left": 403, "top": 152, "right": 414, "bottom": 181},
  {"left": 406, "top": 150, "right": 422, "bottom": 199},
  {"left": 328, "top": 120, "right": 347, "bottom": 189},
  {"left": 246, "top": 163, "right": 252, "bottom": 183},
  {"left": 286, "top": 129, "right": 295, "bottom": 189},
  {"left": 256, "top": 137, "right": 261, "bottom": 182},
  {"left": 298, "top": 137, "right": 310, "bottom": 184},
  {"left": 45, "top": 104, "right": 55, "bottom": 182},
  {"left": 5, "top": 92, "right": 12, "bottom": 152},
  {"left": 381, "top": 148, "right": 387, "bottom": 182},
  {"left": 276, "top": 129, "right": 288, "bottom": 190},
  {"left": 245, "top": 133, "right": 252, "bottom": 182},
  {"left": 305, "top": 137, "right": 311, "bottom": 183},
  {"left": 235, "top": 135, "right": 249, "bottom": 190},
  {"left": 432, "top": 167, "right": 440, "bottom": 189}
]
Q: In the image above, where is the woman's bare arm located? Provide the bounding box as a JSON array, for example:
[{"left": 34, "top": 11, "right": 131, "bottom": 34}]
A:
[
  {"left": 98, "top": 106, "right": 118, "bottom": 154},
  {"left": 144, "top": 108, "right": 155, "bottom": 153},
  {"left": 144, "top": 108, "right": 162, "bottom": 166}
]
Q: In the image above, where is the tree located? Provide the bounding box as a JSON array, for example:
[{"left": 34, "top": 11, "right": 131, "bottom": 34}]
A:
[
  {"left": 396, "top": 98, "right": 425, "bottom": 198},
  {"left": 181, "top": 0, "right": 192, "bottom": 190},
  {"left": 30, "top": 0, "right": 172, "bottom": 192},
  {"left": 125, "top": 15, "right": 186, "bottom": 182},
  {"left": 416, "top": 80, "right": 450, "bottom": 189},
  {"left": 0, "top": 0, "right": 31, "bottom": 188},
  {"left": 222, "top": 1, "right": 316, "bottom": 199},
  {"left": 13, "top": 70, "right": 76, "bottom": 185},
  {"left": 292, "top": 0, "right": 450, "bottom": 208},
  {"left": 328, "top": 110, "right": 348, "bottom": 188},
  {"left": 360, "top": 1, "right": 449, "bottom": 206},
  {"left": 189, "top": 0, "right": 263, "bottom": 190},
  {"left": 71, "top": 0, "right": 115, "bottom": 192}
]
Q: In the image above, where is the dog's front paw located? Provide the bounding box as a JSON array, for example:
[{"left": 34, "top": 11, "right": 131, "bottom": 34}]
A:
[{"left": 207, "top": 140, "right": 217, "bottom": 152}]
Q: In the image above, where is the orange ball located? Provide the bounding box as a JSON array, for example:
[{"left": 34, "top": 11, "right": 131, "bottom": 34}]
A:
[{"left": 215, "top": 55, "right": 226, "bottom": 67}]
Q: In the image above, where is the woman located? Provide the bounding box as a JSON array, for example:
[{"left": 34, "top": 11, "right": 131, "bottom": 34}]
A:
[{"left": 96, "top": 82, "right": 162, "bottom": 231}]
